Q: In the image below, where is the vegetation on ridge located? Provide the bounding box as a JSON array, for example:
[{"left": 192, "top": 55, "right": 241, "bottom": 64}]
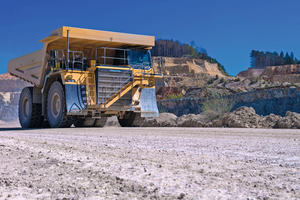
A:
[
  {"left": 151, "top": 39, "right": 228, "bottom": 76},
  {"left": 250, "top": 50, "right": 299, "bottom": 69}
]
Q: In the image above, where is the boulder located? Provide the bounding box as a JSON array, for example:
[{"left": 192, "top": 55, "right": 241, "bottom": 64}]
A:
[
  {"left": 275, "top": 111, "right": 300, "bottom": 129},
  {"left": 143, "top": 113, "right": 178, "bottom": 127},
  {"left": 176, "top": 114, "right": 207, "bottom": 127},
  {"left": 105, "top": 116, "right": 121, "bottom": 127},
  {"left": 259, "top": 114, "right": 282, "bottom": 128},
  {"left": 213, "top": 106, "right": 262, "bottom": 128}
]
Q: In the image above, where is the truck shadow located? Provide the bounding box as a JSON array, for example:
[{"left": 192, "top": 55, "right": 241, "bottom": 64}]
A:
[{"left": 0, "top": 127, "right": 51, "bottom": 131}]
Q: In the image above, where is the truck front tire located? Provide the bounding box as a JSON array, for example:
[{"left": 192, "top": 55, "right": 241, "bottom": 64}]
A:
[
  {"left": 47, "top": 81, "right": 73, "bottom": 128},
  {"left": 19, "top": 87, "right": 44, "bottom": 128}
]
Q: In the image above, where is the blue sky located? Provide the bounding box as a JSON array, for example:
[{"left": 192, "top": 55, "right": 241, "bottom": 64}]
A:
[{"left": 1, "top": 0, "right": 300, "bottom": 76}]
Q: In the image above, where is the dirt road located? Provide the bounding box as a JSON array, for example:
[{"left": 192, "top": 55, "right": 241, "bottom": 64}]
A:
[{"left": 0, "top": 126, "right": 299, "bottom": 199}]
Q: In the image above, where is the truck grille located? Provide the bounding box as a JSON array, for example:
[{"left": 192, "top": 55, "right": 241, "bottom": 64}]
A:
[{"left": 97, "top": 68, "right": 132, "bottom": 107}]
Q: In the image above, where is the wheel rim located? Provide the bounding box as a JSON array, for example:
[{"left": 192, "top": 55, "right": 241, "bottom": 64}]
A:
[
  {"left": 51, "top": 91, "right": 61, "bottom": 118},
  {"left": 22, "top": 97, "right": 30, "bottom": 119}
]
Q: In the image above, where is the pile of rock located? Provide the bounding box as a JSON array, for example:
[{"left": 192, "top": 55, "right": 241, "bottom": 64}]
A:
[
  {"left": 140, "top": 106, "right": 300, "bottom": 129},
  {"left": 212, "top": 106, "right": 283, "bottom": 128},
  {"left": 0, "top": 92, "right": 19, "bottom": 122}
]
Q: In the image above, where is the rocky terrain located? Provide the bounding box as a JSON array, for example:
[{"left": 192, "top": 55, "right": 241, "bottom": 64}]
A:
[
  {"left": 91, "top": 106, "right": 300, "bottom": 129},
  {"left": 0, "top": 126, "right": 299, "bottom": 199},
  {"left": 139, "top": 106, "right": 300, "bottom": 128},
  {"left": 157, "top": 61, "right": 300, "bottom": 100},
  {"left": 0, "top": 73, "right": 30, "bottom": 123},
  {"left": 0, "top": 73, "right": 31, "bottom": 92},
  {"left": 2, "top": 60, "right": 300, "bottom": 125},
  {"left": 153, "top": 57, "right": 225, "bottom": 78},
  {"left": 238, "top": 64, "right": 300, "bottom": 83}
]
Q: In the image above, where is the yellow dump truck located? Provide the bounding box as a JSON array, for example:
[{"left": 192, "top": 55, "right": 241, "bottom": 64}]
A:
[{"left": 7, "top": 26, "right": 162, "bottom": 128}]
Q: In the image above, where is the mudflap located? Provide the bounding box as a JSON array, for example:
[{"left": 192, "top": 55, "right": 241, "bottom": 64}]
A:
[
  {"left": 139, "top": 88, "right": 159, "bottom": 117},
  {"left": 65, "top": 84, "right": 87, "bottom": 114}
]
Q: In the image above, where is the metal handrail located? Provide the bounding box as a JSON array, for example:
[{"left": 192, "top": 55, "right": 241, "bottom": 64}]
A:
[
  {"left": 152, "top": 57, "right": 165, "bottom": 76},
  {"left": 95, "top": 47, "right": 131, "bottom": 66},
  {"left": 50, "top": 49, "right": 84, "bottom": 71}
]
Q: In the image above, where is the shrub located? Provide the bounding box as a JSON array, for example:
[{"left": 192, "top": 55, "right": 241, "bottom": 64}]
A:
[
  {"left": 159, "top": 106, "right": 168, "bottom": 113},
  {"left": 219, "top": 78, "right": 224, "bottom": 83},
  {"left": 201, "top": 94, "right": 235, "bottom": 121},
  {"left": 215, "top": 74, "right": 219, "bottom": 80},
  {"left": 291, "top": 81, "right": 295, "bottom": 85},
  {"left": 234, "top": 77, "right": 240, "bottom": 82},
  {"left": 265, "top": 84, "right": 269, "bottom": 88},
  {"left": 166, "top": 94, "right": 184, "bottom": 100},
  {"left": 207, "top": 78, "right": 214, "bottom": 84}
]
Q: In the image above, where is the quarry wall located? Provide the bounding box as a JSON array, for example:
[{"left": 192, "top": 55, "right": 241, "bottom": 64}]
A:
[{"left": 157, "top": 87, "right": 300, "bottom": 117}]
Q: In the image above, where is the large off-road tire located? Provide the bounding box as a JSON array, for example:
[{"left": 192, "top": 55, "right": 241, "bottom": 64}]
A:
[
  {"left": 19, "top": 87, "right": 44, "bottom": 128},
  {"left": 47, "top": 81, "right": 73, "bottom": 128},
  {"left": 74, "top": 117, "right": 95, "bottom": 127},
  {"left": 93, "top": 117, "right": 107, "bottom": 127},
  {"left": 118, "top": 112, "right": 145, "bottom": 127}
]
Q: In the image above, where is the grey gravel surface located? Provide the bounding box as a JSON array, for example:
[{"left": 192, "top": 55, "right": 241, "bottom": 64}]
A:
[{"left": 0, "top": 126, "right": 299, "bottom": 199}]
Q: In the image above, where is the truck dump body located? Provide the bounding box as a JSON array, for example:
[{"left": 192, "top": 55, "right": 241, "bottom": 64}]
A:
[
  {"left": 8, "top": 26, "right": 155, "bottom": 86},
  {"left": 8, "top": 26, "right": 161, "bottom": 128}
]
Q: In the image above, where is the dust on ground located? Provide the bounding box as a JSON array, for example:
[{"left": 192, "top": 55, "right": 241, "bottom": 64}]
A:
[{"left": 0, "top": 126, "right": 299, "bottom": 199}]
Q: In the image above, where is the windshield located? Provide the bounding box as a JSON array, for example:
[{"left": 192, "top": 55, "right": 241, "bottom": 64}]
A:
[{"left": 129, "top": 50, "right": 151, "bottom": 65}]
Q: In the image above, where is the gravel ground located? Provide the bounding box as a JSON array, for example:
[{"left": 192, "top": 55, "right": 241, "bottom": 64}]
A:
[{"left": 0, "top": 125, "right": 299, "bottom": 199}]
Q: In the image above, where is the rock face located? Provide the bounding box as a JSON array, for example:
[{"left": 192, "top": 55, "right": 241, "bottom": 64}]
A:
[
  {"left": 237, "top": 68, "right": 264, "bottom": 78},
  {"left": 153, "top": 57, "right": 225, "bottom": 77},
  {"left": 261, "top": 64, "right": 300, "bottom": 77},
  {"left": 158, "top": 86, "right": 300, "bottom": 117},
  {"left": 237, "top": 64, "right": 300, "bottom": 83},
  {"left": 184, "top": 87, "right": 236, "bottom": 99},
  {"left": 260, "top": 65, "right": 300, "bottom": 83}
]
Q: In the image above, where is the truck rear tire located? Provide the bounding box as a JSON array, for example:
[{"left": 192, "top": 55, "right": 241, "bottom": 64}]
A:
[
  {"left": 47, "top": 81, "right": 73, "bottom": 128},
  {"left": 93, "top": 117, "right": 107, "bottom": 127},
  {"left": 19, "top": 87, "right": 44, "bottom": 128},
  {"left": 74, "top": 117, "right": 95, "bottom": 127},
  {"left": 118, "top": 112, "right": 144, "bottom": 127}
]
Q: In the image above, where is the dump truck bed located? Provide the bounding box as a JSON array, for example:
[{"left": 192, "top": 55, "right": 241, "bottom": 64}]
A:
[{"left": 7, "top": 26, "right": 155, "bottom": 87}]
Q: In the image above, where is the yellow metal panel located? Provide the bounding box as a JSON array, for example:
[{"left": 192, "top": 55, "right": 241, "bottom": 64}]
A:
[
  {"left": 40, "top": 26, "right": 155, "bottom": 48},
  {"left": 7, "top": 48, "right": 46, "bottom": 86},
  {"left": 90, "top": 60, "right": 96, "bottom": 67}
]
